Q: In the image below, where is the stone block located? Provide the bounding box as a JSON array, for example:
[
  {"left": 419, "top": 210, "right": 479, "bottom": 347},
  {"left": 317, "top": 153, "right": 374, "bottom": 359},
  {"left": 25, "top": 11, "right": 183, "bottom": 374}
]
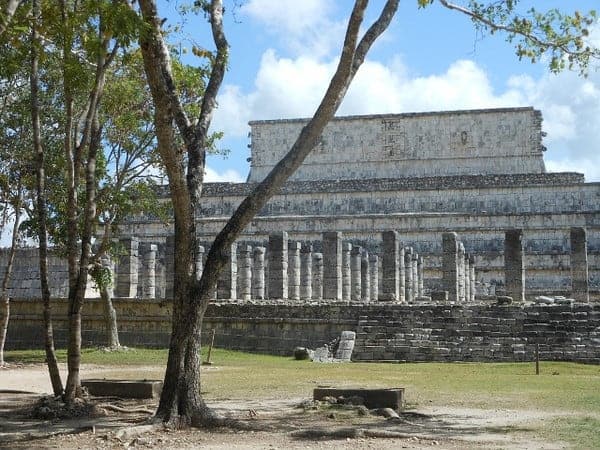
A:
[
  {"left": 314, "top": 387, "right": 404, "bottom": 411},
  {"left": 82, "top": 379, "right": 162, "bottom": 399}
]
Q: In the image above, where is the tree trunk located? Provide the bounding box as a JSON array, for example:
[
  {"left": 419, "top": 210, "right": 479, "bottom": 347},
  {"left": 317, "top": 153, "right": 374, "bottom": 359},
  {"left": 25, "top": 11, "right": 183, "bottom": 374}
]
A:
[
  {"left": 139, "top": 0, "right": 398, "bottom": 427},
  {"left": 61, "top": 2, "right": 114, "bottom": 401},
  {"left": 64, "top": 117, "right": 102, "bottom": 402},
  {"left": 138, "top": 0, "right": 230, "bottom": 425},
  {"left": 31, "top": 0, "right": 63, "bottom": 395},
  {"left": 0, "top": 189, "right": 21, "bottom": 366},
  {"left": 100, "top": 285, "right": 120, "bottom": 348}
]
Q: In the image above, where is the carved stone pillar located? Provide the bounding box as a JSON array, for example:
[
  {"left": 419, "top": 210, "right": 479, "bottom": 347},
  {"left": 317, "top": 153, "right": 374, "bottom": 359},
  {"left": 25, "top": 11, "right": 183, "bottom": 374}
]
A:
[
  {"left": 268, "top": 232, "right": 288, "bottom": 300},
  {"left": 504, "top": 229, "right": 525, "bottom": 302},
  {"left": 442, "top": 232, "right": 459, "bottom": 302},
  {"left": 252, "top": 246, "right": 266, "bottom": 300},
  {"left": 300, "top": 244, "right": 313, "bottom": 301},
  {"left": 323, "top": 232, "right": 343, "bottom": 300},
  {"left": 570, "top": 227, "right": 589, "bottom": 302}
]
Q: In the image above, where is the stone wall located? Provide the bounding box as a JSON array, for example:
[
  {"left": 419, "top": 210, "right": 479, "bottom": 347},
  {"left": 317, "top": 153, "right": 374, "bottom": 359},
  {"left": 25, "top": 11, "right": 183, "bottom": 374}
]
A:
[
  {"left": 192, "top": 174, "right": 596, "bottom": 218},
  {"left": 6, "top": 299, "right": 600, "bottom": 364},
  {"left": 248, "top": 107, "right": 545, "bottom": 181},
  {"left": 0, "top": 248, "right": 98, "bottom": 298}
]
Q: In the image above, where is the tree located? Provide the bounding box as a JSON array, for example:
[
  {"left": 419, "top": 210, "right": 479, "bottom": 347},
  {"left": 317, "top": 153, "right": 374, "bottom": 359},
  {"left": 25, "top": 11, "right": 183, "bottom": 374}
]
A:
[
  {"left": 138, "top": 0, "right": 597, "bottom": 428},
  {"left": 0, "top": 180, "right": 22, "bottom": 367},
  {"left": 137, "top": 0, "right": 399, "bottom": 426},
  {"left": 30, "top": 0, "right": 63, "bottom": 395}
]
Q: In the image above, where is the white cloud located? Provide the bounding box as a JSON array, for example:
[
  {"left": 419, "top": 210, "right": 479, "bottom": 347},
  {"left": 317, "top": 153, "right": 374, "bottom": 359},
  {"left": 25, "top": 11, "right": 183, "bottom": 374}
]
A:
[
  {"left": 340, "top": 59, "right": 525, "bottom": 115},
  {"left": 242, "top": 0, "right": 332, "bottom": 35},
  {"left": 240, "top": 0, "right": 345, "bottom": 58},
  {"left": 213, "top": 49, "right": 336, "bottom": 139},
  {"left": 507, "top": 64, "right": 600, "bottom": 181},
  {"left": 545, "top": 158, "right": 600, "bottom": 182},
  {"left": 204, "top": 166, "right": 244, "bottom": 183}
]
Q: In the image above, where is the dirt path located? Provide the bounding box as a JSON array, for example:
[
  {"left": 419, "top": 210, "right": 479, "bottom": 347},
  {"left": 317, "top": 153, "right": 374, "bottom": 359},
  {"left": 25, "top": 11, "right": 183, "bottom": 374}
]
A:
[{"left": 0, "top": 364, "right": 571, "bottom": 449}]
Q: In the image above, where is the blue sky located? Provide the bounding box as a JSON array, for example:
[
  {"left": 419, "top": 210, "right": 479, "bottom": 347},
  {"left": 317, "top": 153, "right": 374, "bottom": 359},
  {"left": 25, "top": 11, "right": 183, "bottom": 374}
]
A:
[{"left": 162, "top": 0, "right": 600, "bottom": 183}]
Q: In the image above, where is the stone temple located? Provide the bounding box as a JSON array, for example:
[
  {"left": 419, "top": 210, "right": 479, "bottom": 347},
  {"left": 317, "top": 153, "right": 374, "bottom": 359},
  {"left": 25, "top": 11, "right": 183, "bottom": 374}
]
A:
[
  {"left": 121, "top": 106, "right": 598, "bottom": 297},
  {"left": 4, "top": 106, "right": 600, "bottom": 362}
]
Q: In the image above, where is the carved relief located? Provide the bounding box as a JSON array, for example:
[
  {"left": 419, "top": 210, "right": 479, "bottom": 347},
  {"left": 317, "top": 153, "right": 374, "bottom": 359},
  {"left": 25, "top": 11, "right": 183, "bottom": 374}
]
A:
[
  {"left": 450, "top": 128, "right": 475, "bottom": 153},
  {"left": 382, "top": 120, "right": 407, "bottom": 157}
]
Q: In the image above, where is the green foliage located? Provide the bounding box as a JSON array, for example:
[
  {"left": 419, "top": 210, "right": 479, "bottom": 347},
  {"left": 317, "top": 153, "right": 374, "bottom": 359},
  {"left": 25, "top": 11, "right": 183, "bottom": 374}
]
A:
[{"left": 90, "top": 264, "right": 112, "bottom": 289}]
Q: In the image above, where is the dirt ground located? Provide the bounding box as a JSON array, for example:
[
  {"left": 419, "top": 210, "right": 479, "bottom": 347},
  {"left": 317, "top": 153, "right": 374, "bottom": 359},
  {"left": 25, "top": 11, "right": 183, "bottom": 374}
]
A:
[{"left": 0, "top": 363, "right": 571, "bottom": 449}]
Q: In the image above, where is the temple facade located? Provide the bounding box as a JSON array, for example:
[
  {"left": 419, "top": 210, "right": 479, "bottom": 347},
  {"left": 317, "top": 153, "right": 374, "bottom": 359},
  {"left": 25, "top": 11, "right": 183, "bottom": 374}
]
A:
[
  {"left": 118, "top": 107, "right": 599, "bottom": 296},
  {"left": 2, "top": 107, "right": 599, "bottom": 298}
]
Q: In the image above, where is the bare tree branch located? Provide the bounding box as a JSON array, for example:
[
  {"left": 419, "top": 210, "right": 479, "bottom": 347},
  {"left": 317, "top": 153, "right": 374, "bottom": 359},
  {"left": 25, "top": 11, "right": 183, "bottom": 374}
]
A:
[{"left": 138, "top": 0, "right": 193, "bottom": 141}]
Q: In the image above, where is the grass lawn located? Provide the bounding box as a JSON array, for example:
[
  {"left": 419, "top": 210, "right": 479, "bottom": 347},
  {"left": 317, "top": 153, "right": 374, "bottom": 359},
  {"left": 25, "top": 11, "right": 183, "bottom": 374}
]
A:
[{"left": 6, "top": 347, "right": 600, "bottom": 447}]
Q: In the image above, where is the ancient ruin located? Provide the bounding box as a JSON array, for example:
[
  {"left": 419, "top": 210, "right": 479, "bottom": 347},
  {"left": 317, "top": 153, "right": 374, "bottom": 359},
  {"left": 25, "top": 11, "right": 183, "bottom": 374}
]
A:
[{"left": 2, "top": 107, "right": 600, "bottom": 363}]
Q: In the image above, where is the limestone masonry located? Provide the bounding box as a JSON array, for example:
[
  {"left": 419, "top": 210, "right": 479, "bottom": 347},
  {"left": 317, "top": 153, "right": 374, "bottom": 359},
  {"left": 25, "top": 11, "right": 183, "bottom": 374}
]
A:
[
  {"left": 113, "top": 107, "right": 599, "bottom": 296},
  {"left": 248, "top": 107, "right": 546, "bottom": 181},
  {"left": 3, "top": 107, "right": 600, "bottom": 362}
]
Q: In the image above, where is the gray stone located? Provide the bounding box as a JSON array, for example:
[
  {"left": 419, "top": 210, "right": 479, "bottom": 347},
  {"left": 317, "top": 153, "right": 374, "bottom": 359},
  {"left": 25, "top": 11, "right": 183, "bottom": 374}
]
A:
[
  {"left": 252, "top": 247, "right": 266, "bottom": 300},
  {"left": 300, "top": 244, "right": 313, "bottom": 301},
  {"left": 323, "top": 232, "right": 343, "bottom": 300},
  {"left": 268, "top": 232, "right": 288, "bottom": 300},
  {"left": 442, "top": 233, "right": 459, "bottom": 302},
  {"left": 570, "top": 227, "right": 589, "bottom": 302},
  {"left": 505, "top": 229, "right": 525, "bottom": 302}
]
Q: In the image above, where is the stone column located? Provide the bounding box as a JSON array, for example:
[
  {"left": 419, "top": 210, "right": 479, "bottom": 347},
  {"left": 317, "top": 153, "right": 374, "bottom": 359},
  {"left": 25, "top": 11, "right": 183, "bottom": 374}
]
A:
[
  {"left": 504, "top": 229, "right": 525, "bottom": 302},
  {"left": 238, "top": 245, "right": 252, "bottom": 301},
  {"left": 342, "top": 243, "right": 352, "bottom": 301},
  {"left": 570, "top": 227, "right": 589, "bottom": 302},
  {"left": 116, "top": 237, "right": 139, "bottom": 298},
  {"left": 369, "top": 254, "right": 378, "bottom": 301},
  {"left": 361, "top": 251, "right": 370, "bottom": 302},
  {"left": 323, "top": 232, "right": 343, "bottom": 300},
  {"left": 140, "top": 243, "right": 157, "bottom": 298},
  {"left": 217, "top": 243, "right": 237, "bottom": 300},
  {"left": 412, "top": 253, "right": 418, "bottom": 301},
  {"left": 300, "top": 244, "right": 313, "bottom": 300},
  {"left": 381, "top": 231, "right": 403, "bottom": 302},
  {"left": 457, "top": 242, "right": 466, "bottom": 302},
  {"left": 312, "top": 252, "right": 324, "bottom": 300},
  {"left": 164, "top": 235, "right": 175, "bottom": 299},
  {"left": 442, "top": 232, "right": 459, "bottom": 302},
  {"left": 351, "top": 245, "right": 362, "bottom": 301},
  {"left": 268, "top": 232, "right": 288, "bottom": 300},
  {"left": 464, "top": 254, "right": 470, "bottom": 303},
  {"left": 417, "top": 255, "right": 424, "bottom": 298},
  {"left": 195, "top": 245, "right": 205, "bottom": 281},
  {"left": 404, "top": 247, "right": 414, "bottom": 303},
  {"left": 288, "top": 241, "right": 301, "bottom": 301},
  {"left": 252, "top": 246, "right": 266, "bottom": 300},
  {"left": 469, "top": 255, "right": 476, "bottom": 302}
]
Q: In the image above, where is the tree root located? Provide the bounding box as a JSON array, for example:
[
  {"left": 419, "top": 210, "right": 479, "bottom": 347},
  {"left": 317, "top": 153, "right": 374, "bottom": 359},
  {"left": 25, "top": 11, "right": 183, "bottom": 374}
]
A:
[{"left": 97, "top": 403, "right": 154, "bottom": 414}]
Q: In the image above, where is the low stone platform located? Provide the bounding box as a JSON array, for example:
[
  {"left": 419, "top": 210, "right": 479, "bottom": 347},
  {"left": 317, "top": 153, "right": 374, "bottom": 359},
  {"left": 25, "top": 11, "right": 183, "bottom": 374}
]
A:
[
  {"left": 82, "top": 379, "right": 163, "bottom": 399},
  {"left": 313, "top": 387, "right": 405, "bottom": 411}
]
